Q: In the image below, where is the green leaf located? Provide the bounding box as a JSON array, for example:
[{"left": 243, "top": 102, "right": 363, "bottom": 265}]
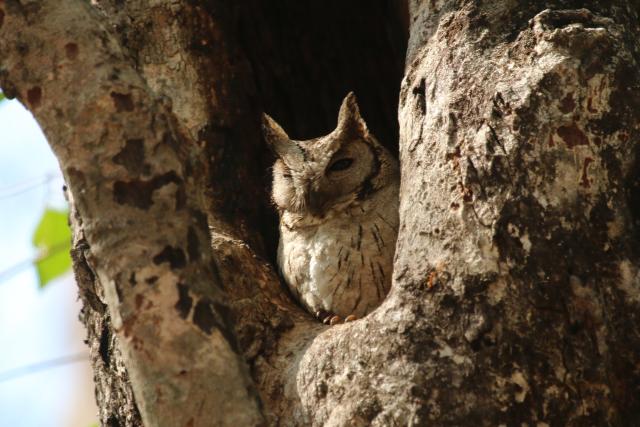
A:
[
  {"left": 32, "top": 207, "right": 72, "bottom": 288},
  {"left": 0, "top": 92, "right": 5, "bottom": 102}
]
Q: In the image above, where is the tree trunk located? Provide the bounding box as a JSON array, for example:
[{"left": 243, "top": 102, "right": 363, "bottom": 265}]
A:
[
  {"left": 395, "top": 2, "right": 640, "bottom": 424},
  {"left": 1, "top": 0, "right": 639, "bottom": 426}
]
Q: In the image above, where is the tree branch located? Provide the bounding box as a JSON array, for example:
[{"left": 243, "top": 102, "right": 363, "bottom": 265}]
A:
[{"left": 0, "top": 1, "right": 264, "bottom": 425}]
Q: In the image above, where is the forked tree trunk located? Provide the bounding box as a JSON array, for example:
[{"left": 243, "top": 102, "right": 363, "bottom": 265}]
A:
[{"left": 1, "top": 0, "right": 639, "bottom": 426}]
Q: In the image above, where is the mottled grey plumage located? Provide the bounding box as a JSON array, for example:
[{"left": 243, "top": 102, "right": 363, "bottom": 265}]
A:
[{"left": 263, "top": 93, "right": 399, "bottom": 320}]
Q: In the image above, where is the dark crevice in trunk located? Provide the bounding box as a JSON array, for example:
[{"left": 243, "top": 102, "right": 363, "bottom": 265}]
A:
[
  {"left": 233, "top": 0, "right": 407, "bottom": 151},
  {"left": 626, "top": 128, "right": 640, "bottom": 259}
]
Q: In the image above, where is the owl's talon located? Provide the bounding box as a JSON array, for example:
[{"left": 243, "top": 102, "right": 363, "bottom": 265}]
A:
[
  {"left": 322, "top": 314, "right": 334, "bottom": 325},
  {"left": 316, "top": 310, "right": 330, "bottom": 321},
  {"left": 318, "top": 310, "right": 334, "bottom": 324},
  {"left": 329, "top": 315, "right": 342, "bottom": 325},
  {"left": 345, "top": 314, "right": 357, "bottom": 322}
]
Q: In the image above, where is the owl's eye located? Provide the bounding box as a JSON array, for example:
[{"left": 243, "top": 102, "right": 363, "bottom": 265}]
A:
[
  {"left": 283, "top": 173, "right": 292, "bottom": 179},
  {"left": 328, "top": 158, "right": 354, "bottom": 172}
]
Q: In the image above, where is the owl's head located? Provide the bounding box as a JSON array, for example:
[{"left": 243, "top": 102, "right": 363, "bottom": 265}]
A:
[{"left": 263, "top": 92, "right": 397, "bottom": 217}]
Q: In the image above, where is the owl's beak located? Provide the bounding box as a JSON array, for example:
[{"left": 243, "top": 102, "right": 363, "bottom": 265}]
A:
[{"left": 306, "top": 191, "right": 327, "bottom": 217}]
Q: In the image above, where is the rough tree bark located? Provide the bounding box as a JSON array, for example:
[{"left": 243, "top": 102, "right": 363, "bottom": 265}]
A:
[{"left": 1, "top": 0, "right": 639, "bottom": 426}]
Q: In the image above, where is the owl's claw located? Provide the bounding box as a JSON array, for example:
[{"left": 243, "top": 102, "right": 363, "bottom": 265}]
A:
[
  {"left": 316, "top": 310, "right": 332, "bottom": 324},
  {"left": 316, "top": 311, "right": 356, "bottom": 325},
  {"left": 329, "top": 315, "right": 342, "bottom": 325},
  {"left": 316, "top": 310, "right": 347, "bottom": 326}
]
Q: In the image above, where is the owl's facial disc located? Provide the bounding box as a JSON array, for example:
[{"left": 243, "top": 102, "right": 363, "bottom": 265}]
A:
[
  {"left": 295, "top": 139, "right": 374, "bottom": 216},
  {"left": 266, "top": 92, "right": 384, "bottom": 218}
]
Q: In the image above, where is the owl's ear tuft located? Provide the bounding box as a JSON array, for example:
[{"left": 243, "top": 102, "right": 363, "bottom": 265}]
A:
[
  {"left": 262, "top": 113, "right": 300, "bottom": 160},
  {"left": 336, "top": 92, "right": 369, "bottom": 139}
]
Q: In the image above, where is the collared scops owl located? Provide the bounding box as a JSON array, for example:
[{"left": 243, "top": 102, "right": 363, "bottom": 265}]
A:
[{"left": 263, "top": 92, "right": 399, "bottom": 322}]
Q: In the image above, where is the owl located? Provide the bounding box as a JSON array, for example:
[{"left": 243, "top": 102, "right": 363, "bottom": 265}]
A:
[{"left": 262, "top": 92, "right": 399, "bottom": 324}]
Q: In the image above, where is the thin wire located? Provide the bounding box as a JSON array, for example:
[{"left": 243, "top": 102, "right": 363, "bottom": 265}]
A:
[
  {"left": 0, "top": 257, "right": 36, "bottom": 283},
  {"left": 0, "top": 173, "right": 63, "bottom": 200},
  {"left": 0, "top": 241, "right": 71, "bottom": 284},
  {"left": 0, "top": 352, "right": 89, "bottom": 383}
]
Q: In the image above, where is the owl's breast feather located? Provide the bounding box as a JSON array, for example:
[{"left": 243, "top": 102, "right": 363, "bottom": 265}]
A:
[
  {"left": 278, "top": 218, "right": 349, "bottom": 308},
  {"left": 278, "top": 206, "right": 397, "bottom": 317}
]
